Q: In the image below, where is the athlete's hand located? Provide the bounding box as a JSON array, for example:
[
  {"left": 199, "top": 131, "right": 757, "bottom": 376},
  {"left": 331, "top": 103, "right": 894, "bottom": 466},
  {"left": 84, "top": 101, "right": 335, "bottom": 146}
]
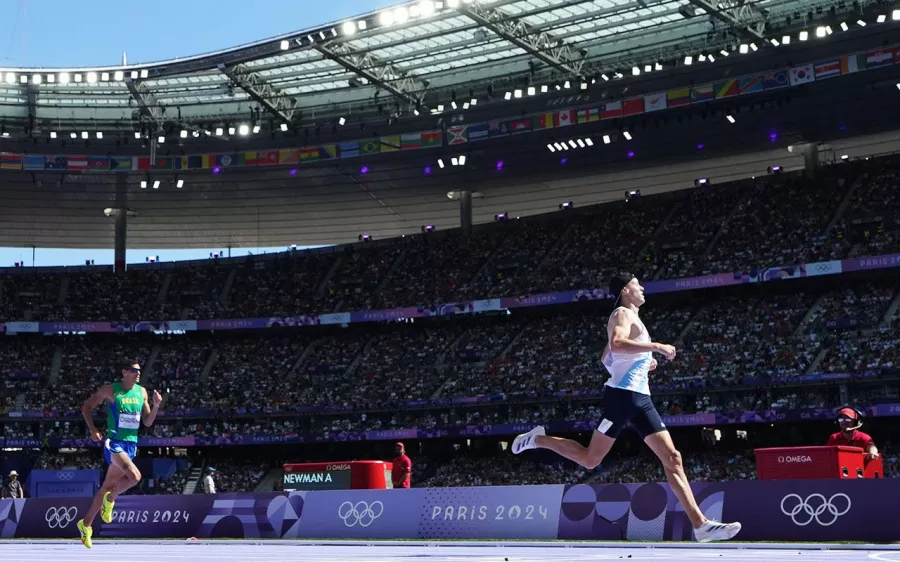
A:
[
  {"left": 649, "top": 358, "right": 658, "bottom": 371},
  {"left": 655, "top": 343, "right": 677, "bottom": 361},
  {"left": 152, "top": 390, "right": 164, "bottom": 408},
  {"left": 88, "top": 429, "right": 103, "bottom": 442}
]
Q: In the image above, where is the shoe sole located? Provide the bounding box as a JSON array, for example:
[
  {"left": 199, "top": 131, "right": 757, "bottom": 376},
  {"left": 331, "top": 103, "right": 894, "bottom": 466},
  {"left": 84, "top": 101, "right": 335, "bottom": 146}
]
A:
[{"left": 697, "top": 524, "right": 741, "bottom": 543}]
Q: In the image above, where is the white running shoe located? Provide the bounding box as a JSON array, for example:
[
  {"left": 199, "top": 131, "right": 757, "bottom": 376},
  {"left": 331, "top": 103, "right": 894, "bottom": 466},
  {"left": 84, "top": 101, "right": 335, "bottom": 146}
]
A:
[
  {"left": 511, "top": 426, "right": 545, "bottom": 455},
  {"left": 694, "top": 520, "right": 742, "bottom": 542}
]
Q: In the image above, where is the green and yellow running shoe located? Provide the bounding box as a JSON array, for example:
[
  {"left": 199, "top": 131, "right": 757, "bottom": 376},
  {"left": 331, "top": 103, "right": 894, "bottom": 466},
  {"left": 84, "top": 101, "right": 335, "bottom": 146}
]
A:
[
  {"left": 77, "top": 519, "right": 92, "bottom": 549},
  {"left": 100, "top": 491, "right": 115, "bottom": 524}
]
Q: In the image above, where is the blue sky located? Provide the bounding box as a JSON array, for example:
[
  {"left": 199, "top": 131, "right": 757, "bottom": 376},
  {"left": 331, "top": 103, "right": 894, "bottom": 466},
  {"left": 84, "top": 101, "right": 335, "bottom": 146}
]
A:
[{"left": 0, "top": 0, "right": 397, "bottom": 267}]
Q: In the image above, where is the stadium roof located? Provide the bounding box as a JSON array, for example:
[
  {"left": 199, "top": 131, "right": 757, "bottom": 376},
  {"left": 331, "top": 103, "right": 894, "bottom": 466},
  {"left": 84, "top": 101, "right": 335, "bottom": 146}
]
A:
[{"left": 0, "top": 0, "right": 876, "bottom": 137}]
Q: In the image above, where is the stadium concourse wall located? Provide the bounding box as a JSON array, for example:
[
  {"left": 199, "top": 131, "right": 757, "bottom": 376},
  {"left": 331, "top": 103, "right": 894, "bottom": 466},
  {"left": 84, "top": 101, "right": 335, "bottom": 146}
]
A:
[{"left": 1, "top": 480, "right": 896, "bottom": 543}]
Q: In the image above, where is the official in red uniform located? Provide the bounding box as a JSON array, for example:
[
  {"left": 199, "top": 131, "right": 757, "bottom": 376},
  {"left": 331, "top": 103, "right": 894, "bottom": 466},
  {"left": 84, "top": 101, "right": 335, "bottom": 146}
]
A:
[
  {"left": 392, "top": 442, "right": 412, "bottom": 489},
  {"left": 827, "top": 407, "right": 879, "bottom": 460}
]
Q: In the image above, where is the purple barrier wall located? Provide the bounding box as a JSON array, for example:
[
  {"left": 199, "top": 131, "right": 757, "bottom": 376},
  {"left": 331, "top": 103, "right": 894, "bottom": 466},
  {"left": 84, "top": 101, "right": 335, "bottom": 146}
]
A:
[{"left": 1, "top": 479, "right": 897, "bottom": 542}]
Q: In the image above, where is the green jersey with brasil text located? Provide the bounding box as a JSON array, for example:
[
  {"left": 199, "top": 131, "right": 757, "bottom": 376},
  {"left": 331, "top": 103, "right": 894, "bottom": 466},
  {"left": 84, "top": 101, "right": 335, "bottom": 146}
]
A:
[{"left": 106, "top": 382, "right": 144, "bottom": 443}]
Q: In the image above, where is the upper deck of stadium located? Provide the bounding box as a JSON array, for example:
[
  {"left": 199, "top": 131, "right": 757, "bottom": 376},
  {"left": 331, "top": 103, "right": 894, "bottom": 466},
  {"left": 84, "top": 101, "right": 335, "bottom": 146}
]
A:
[{"left": 0, "top": 0, "right": 899, "bottom": 250}]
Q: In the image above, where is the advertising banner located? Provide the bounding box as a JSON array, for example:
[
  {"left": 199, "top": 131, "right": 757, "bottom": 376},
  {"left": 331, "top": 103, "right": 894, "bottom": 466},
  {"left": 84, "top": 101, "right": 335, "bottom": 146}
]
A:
[{"left": 2, "top": 480, "right": 898, "bottom": 542}]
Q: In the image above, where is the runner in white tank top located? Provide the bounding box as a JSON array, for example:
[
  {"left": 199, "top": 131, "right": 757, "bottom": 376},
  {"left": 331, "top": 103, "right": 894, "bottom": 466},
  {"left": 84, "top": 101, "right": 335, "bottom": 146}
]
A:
[
  {"left": 511, "top": 272, "right": 742, "bottom": 543},
  {"left": 602, "top": 306, "right": 653, "bottom": 396}
]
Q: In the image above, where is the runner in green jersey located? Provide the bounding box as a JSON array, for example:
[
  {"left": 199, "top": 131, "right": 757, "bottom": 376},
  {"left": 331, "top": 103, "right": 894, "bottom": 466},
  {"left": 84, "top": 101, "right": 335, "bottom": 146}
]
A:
[{"left": 76, "top": 360, "right": 164, "bottom": 549}]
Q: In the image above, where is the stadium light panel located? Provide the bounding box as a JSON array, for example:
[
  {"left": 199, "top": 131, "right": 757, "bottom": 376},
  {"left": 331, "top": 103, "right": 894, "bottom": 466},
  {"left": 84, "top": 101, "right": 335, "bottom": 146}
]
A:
[
  {"left": 750, "top": 43, "right": 758, "bottom": 51},
  {"left": 893, "top": 9, "right": 900, "bottom": 20},
  {"left": 547, "top": 144, "right": 556, "bottom": 152},
  {"left": 504, "top": 91, "right": 512, "bottom": 100},
  {"left": 527, "top": 86, "right": 535, "bottom": 96},
  {"left": 47, "top": 74, "right": 55, "bottom": 83},
  {"left": 816, "top": 26, "right": 826, "bottom": 37},
  {"left": 576, "top": 139, "right": 586, "bottom": 148},
  {"left": 896, "top": 83, "right": 900, "bottom": 91},
  {"left": 436, "top": 104, "right": 445, "bottom": 112},
  {"left": 568, "top": 140, "right": 577, "bottom": 148},
  {"left": 134, "top": 131, "right": 141, "bottom": 139},
  {"left": 238, "top": 124, "right": 250, "bottom": 136},
  {"left": 564, "top": 80, "right": 571, "bottom": 89},
  {"left": 32, "top": 74, "right": 41, "bottom": 84},
  {"left": 140, "top": 69, "right": 149, "bottom": 78},
  {"left": 357, "top": 20, "right": 367, "bottom": 30},
  {"left": 447, "top": 0, "right": 459, "bottom": 7},
  {"left": 280, "top": 40, "right": 290, "bottom": 50},
  {"left": 73, "top": 73, "right": 82, "bottom": 82},
  {"left": 437, "top": 159, "right": 445, "bottom": 168},
  {"left": 380, "top": 10, "right": 395, "bottom": 25},
  {"left": 799, "top": 30, "right": 809, "bottom": 40},
  {"left": 419, "top": 1, "right": 436, "bottom": 17},
  {"left": 176, "top": 179, "right": 184, "bottom": 188},
  {"left": 342, "top": 21, "right": 356, "bottom": 35},
  {"left": 19, "top": 75, "right": 27, "bottom": 84},
  {"left": 451, "top": 157, "right": 458, "bottom": 166},
  {"left": 857, "top": 19, "right": 866, "bottom": 26},
  {"left": 603, "top": 135, "right": 611, "bottom": 144},
  {"left": 644, "top": 64, "right": 652, "bottom": 72},
  {"left": 394, "top": 7, "right": 409, "bottom": 23},
  {"left": 470, "top": 97, "right": 477, "bottom": 106},
  {"left": 825, "top": 26, "right": 833, "bottom": 35},
  {"left": 180, "top": 129, "right": 188, "bottom": 138},
  {"left": 876, "top": 14, "right": 886, "bottom": 23},
  {"left": 584, "top": 138, "right": 594, "bottom": 146},
  {"left": 70, "top": 132, "right": 77, "bottom": 139},
  {"left": 462, "top": 102, "right": 469, "bottom": 110},
  {"left": 193, "top": 131, "right": 201, "bottom": 138},
  {"left": 601, "top": 74, "right": 610, "bottom": 81},
  {"left": 580, "top": 81, "right": 588, "bottom": 90},
  {"left": 739, "top": 44, "right": 749, "bottom": 53},
  {"left": 770, "top": 38, "right": 779, "bottom": 46},
  {"left": 50, "top": 131, "right": 57, "bottom": 139},
  {"left": 86, "top": 72, "right": 97, "bottom": 84},
  {"left": 655, "top": 62, "right": 663, "bottom": 70},
  {"left": 96, "top": 132, "right": 103, "bottom": 139},
  {"left": 632, "top": 66, "right": 640, "bottom": 75},
  {"left": 840, "top": 22, "right": 849, "bottom": 31},
  {"left": 720, "top": 49, "right": 729, "bottom": 57},
  {"left": 698, "top": 54, "right": 707, "bottom": 62},
  {"left": 81, "top": 131, "right": 88, "bottom": 139},
  {"left": 152, "top": 180, "right": 161, "bottom": 189},
  {"left": 623, "top": 131, "right": 632, "bottom": 140},
  {"left": 782, "top": 35, "right": 791, "bottom": 44},
  {"left": 101, "top": 72, "right": 109, "bottom": 81},
  {"left": 228, "top": 126, "right": 236, "bottom": 135},
  {"left": 684, "top": 55, "right": 693, "bottom": 65},
  {"left": 708, "top": 54, "right": 716, "bottom": 63},
  {"left": 726, "top": 114, "right": 736, "bottom": 123},
  {"left": 140, "top": 180, "right": 147, "bottom": 188},
  {"left": 281, "top": 123, "right": 289, "bottom": 131},
  {"left": 130, "top": 71, "right": 138, "bottom": 79},
  {"left": 514, "top": 89, "right": 522, "bottom": 98},
  {"left": 158, "top": 135, "right": 165, "bottom": 143},
  {"left": 4, "top": 72, "right": 14, "bottom": 84},
  {"left": 459, "top": 155, "right": 466, "bottom": 166}
]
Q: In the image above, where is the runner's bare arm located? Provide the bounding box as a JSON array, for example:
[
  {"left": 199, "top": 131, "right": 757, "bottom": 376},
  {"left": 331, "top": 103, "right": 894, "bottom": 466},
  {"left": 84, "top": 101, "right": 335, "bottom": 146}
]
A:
[
  {"left": 607, "top": 309, "right": 662, "bottom": 354},
  {"left": 82, "top": 385, "right": 113, "bottom": 438}
]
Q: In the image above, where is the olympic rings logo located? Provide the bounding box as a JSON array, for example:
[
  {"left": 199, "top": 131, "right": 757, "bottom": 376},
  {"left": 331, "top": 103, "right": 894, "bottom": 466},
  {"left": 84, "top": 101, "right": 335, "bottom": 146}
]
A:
[
  {"left": 780, "top": 493, "right": 851, "bottom": 526},
  {"left": 338, "top": 500, "right": 384, "bottom": 528},
  {"left": 45, "top": 507, "right": 78, "bottom": 529},
  {"left": 56, "top": 472, "right": 75, "bottom": 481}
]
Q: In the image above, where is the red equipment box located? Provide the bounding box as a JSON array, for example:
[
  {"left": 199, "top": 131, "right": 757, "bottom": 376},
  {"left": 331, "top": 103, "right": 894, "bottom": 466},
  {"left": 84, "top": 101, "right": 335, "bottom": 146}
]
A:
[
  {"left": 754, "top": 446, "right": 884, "bottom": 480},
  {"left": 282, "top": 460, "right": 393, "bottom": 491}
]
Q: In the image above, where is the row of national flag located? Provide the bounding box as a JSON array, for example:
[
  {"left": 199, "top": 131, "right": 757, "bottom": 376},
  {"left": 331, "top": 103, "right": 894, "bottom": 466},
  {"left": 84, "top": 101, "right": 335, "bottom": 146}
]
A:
[
  {"left": 443, "top": 47, "right": 900, "bottom": 144},
  {"left": 1, "top": 45, "right": 898, "bottom": 172},
  {"left": 0, "top": 131, "right": 444, "bottom": 172}
]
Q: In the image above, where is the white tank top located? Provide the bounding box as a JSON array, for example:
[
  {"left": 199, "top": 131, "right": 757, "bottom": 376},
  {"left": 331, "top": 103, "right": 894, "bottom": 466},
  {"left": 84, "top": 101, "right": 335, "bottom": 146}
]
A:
[{"left": 602, "top": 307, "right": 652, "bottom": 395}]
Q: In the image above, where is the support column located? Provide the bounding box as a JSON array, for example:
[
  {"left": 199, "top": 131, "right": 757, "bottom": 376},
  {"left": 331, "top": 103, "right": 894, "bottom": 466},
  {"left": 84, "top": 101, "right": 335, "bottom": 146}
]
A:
[
  {"left": 459, "top": 190, "right": 473, "bottom": 236},
  {"left": 114, "top": 173, "right": 128, "bottom": 273},
  {"left": 803, "top": 142, "right": 819, "bottom": 179}
]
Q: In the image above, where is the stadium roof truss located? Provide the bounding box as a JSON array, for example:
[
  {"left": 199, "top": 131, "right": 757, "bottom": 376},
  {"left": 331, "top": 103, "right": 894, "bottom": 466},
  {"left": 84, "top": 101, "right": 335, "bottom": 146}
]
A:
[{"left": 0, "top": 0, "right": 879, "bottom": 135}]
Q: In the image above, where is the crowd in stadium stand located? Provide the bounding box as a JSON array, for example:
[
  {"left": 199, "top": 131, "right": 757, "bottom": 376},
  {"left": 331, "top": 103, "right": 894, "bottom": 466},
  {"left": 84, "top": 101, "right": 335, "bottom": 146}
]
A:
[
  {"left": 3, "top": 158, "right": 899, "bottom": 325},
  {"left": 2, "top": 157, "right": 900, "bottom": 494}
]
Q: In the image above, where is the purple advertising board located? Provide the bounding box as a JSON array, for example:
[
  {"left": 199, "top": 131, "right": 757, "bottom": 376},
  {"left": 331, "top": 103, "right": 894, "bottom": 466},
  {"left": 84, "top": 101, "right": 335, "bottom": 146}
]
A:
[{"left": 1, "top": 480, "right": 898, "bottom": 542}]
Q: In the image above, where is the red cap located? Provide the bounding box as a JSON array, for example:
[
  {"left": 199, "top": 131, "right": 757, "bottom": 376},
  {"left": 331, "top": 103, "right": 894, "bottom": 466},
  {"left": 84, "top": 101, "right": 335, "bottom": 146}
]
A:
[
  {"left": 838, "top": 407, "right": 858, "bottom": 419},
  {"left": 395, "top": 442, "right": 404, "bottom": 448}
]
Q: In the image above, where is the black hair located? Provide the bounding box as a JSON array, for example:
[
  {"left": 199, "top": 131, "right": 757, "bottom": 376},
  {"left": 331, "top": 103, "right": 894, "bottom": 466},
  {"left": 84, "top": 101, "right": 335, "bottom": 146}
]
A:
[{"left": 608, "top": 272, "right": 635, "bottom": 304}]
